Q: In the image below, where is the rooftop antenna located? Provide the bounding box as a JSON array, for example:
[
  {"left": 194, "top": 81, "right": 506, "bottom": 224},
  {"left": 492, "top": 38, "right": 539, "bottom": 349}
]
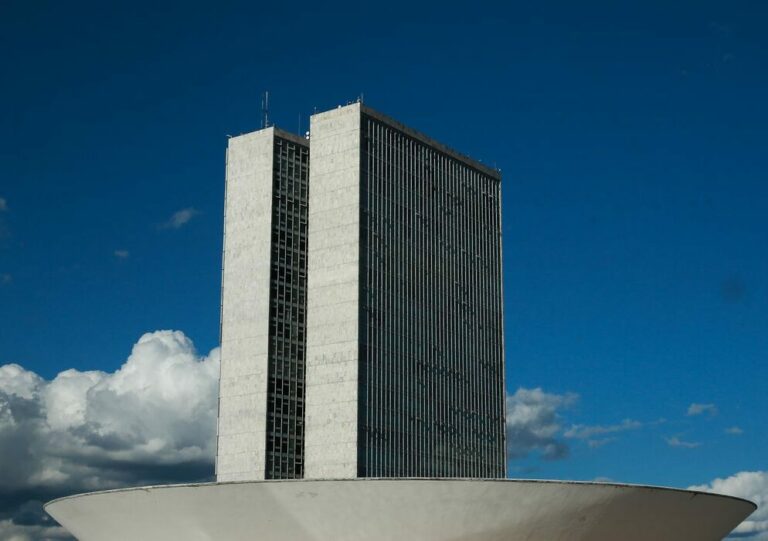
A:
[{"left": 261, "top": 91, "right": 270, "bottom": 129}]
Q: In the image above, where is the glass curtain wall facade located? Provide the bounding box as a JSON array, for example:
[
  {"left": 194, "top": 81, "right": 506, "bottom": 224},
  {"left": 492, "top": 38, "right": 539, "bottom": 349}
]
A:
[
  {"left": 265, "top": 135, "right": 310, "bottom": 479},
  {"left": 358, "top": 112, "right": 506, "bottom": 478}
]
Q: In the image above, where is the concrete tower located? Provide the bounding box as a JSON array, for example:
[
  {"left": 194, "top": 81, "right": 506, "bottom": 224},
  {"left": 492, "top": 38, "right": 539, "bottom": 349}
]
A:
[
  {"left": 304, "top": 103, "right": 506, "bottom": 479},
  {"left": 216, "top": 127, "right": 310, "bottom": 481}
]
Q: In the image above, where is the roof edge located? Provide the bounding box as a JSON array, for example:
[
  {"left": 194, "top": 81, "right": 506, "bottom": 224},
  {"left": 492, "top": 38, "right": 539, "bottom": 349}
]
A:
[
  {"left": 45, "top": 478, "right": 757, "bottom": 512},
  {"left": 228, "top": 126, "right": 308, "bottom": 147},
  {"left": 359, "top": 104, "right": 501, "bottom": 180}
]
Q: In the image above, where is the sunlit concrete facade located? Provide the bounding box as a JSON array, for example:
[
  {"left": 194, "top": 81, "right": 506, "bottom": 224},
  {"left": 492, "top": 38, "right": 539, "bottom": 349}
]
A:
[
  {"left": 217, "top": 104, "right": 506, "bottom": 481},
  {"left": 303, "top": 106, "right": 363, "bottom": 479},
  {"left": 216, "top": 127, "right": 309, "bottom": 481},
  {"left": 304, "top": 104, "right": 506, "bottom": 478}
]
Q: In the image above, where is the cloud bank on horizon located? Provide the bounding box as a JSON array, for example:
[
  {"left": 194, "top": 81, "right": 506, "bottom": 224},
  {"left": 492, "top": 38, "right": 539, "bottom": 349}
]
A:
[
  {"left": 691, "top": 471, "right": 768, "bottom": 540},
  {"left": 0, "top": 331, "right": 763, "bottom": 540},
  {"left": 0, "top": 330, "right": 219, "bottom": 540}
]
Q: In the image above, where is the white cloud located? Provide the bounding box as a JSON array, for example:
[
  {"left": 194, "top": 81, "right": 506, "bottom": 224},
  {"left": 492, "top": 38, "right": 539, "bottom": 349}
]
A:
[
  {"left": 0, "top": 520, "right": 71, "bottom": 541},
  {"left": 726, "top": 426, "right": 744, "bottom": 436},
  {"left": 506, "top": 387, "right": 578, "bottom": 460},
  {"left": 113, "top": 250, "right": 130, "bottom": 259},
  {"left": 0, "top": 331, "right": 219, "bottom": 539},
  {"left": 1, "top": 274, "right": 11, "bottom": 285},
  {"left": 666, "top": 435, "right": 702, "bottom": 448},
  {"left": 687, "top": 403, "right": 718, "bottom": 417},
  {"left": 690, "top": 471, "right": 767, "bottom": 539},
  {"left": 160, "top": 208, "right": 199, "bottom": 229},
  {"left": 587, "top": 438, "right": 616, "bottom": 449},
  {"left": 564, "top": 418, "right": 643, "bottom": 440},
  {"left": 0, "top": 363, "right": 42, "bottom": 399},
  {"left": 0, "top": 198, "right": 7, "bottom": 212}
]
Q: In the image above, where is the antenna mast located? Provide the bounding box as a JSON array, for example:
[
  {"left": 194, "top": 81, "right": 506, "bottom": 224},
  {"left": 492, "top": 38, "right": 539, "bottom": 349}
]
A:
[{"left": 261, "top": 91, "right": 270, "bottom": 129}]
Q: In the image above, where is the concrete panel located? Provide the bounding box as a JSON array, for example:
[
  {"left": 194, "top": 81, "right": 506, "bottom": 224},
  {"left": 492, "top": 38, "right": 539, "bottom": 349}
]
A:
[
  {"left": 219, "top": 373, "right": 267, "bottom": 397},
  {"left": 306, "top": 319, "right": 358, "bottom": 346},
  {"left": 304, "top": 381, "right": 357, "bottom": 403},
  {"left": 218, "top": 393, "right": 268, "bottom": 433},
  {"left": 309, "top": 186, "right": 363, "bottom": 214},
  {"left": 214, "top": 453, "right": 264, "bottom": 479},
  {"left": 306, "top": 223, "right": 360, "bottom": 252},
  {"left": 307, "top": 282, "right": 358, "bottom": 310},
  {"left": 304, "top": 104, "right": 362, "bottom": 479},
  {"left": 216, "top": 128, "right": 275, "bottom": 481},
  {"left": 308, "top": 245, "right": 358, "bottom": 268},
  {"left": 305, "top": 263, "right": 358, "bottom": 289},
  {"left": 216, "top": 472, "right": 259, "bottom": 483}
]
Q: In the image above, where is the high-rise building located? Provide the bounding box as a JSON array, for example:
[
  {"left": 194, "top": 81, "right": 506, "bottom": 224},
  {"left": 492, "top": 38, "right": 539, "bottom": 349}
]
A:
[
  {"left": 304, "top": 104, "right": 505, "bottom": 479},
  {"left": 216, "top": 103, "right": 505, "bottom": 482},
  {"left": 216, "top": 127, "right": 310, "bottom": 481}
]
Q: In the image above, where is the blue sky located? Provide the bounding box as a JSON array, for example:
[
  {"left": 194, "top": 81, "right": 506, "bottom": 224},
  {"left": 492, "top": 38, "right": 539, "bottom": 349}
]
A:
[{"left": 1, "top": 0, "right": 767, "bottom": 537}]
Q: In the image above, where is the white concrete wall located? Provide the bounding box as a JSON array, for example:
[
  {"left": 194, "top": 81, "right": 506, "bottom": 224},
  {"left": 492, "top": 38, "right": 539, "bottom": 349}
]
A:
[
  {"left": 216, "top": 128, "right": 275, "bottom": 481},
  {"left": 304, "top": 104, "right": 362, "bottom": 478}
]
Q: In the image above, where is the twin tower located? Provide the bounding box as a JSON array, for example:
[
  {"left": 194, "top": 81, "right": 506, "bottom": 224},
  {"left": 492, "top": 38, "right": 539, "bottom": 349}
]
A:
[{"left": 216, "top": 103, "right": 506, "bottom": 482}]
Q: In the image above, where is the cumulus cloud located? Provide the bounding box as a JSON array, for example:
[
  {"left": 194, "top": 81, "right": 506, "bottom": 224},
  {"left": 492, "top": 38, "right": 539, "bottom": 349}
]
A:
[
  {"left": 0, "top": 198, "right": 7, "bottom": 211},
  {"left": 160, "top": 208, "right": 199, "bottom": 229},
  {"left": 113, "top": 250, "right": 130, "bottom": 259},
  {"left": 0, "top": 520, "right": 71, "bottom": 541},
  {"left": 0, "top": 331, "right": 219, "bottom": 539},
  {"left": 666, "top": 435, "right": 702, "bottom": 448},
  {"left": 726, "top": 426, "right": 744, "bottom": 436},
  {"left": 690, "top": 471, "right": 767, "bottom": 539},
  {"left": 1, "top": 273, "right": 11, "bottom": 285},
  {"left": 506, "top": 387, "right": 578, "bottom": 461},
  {"left": 688, "top": 403, "right": 718, "bottom": 417}
]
